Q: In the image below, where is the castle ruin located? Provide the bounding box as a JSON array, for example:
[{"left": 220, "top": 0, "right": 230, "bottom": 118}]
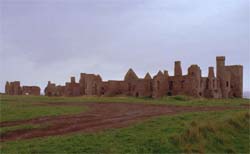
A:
[{"left": 5, "top": 56, "right": 243, "bottom": 98}]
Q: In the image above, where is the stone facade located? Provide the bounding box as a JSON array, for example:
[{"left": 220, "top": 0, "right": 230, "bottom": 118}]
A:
[
  {"left": 5, "top": 56, "right": 243, "bottom": 98},
  {"left": 5, "top": 81, "right": 40, "bottom": 95}
]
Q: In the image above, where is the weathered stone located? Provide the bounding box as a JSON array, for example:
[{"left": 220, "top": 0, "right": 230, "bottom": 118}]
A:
[
  {"left": 6, "top": 56, "right": 242, "bottom": 99},
  {"left": 5, "top": 81, "right": 40, "bottom": 95}
]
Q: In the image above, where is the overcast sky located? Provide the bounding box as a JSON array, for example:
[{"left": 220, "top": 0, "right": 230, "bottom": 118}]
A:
[{"left": 0, "top": 0, "right": 249, "bottom": 93}]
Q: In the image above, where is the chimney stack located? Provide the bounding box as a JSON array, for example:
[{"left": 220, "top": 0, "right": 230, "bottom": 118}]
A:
[
  {"left": 71, "top": 77, "right": 76, "bottom": 83},
  {"left": 208, "top": 67, "right": 215, "bottom": 78},
  {"left": 174, "top": 61, "right": 182, "bottom": 76}
]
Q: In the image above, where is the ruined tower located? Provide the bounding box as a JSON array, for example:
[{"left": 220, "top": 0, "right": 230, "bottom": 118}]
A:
[{"left": 216, "top": 56, "right": 230, "bottom": 98}]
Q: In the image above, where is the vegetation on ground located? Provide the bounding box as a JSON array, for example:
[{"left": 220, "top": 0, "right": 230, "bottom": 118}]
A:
[
  {"left": 0, "top": 95, "right": 249, "bottom": 153},
  {"left": 1, "top": 110, "right": 249, "bottom": 154},
  {"left": 0, "top": 124, "right": 49, "bottom": 135},
  {"left": 0, "top": 96, "right": 88, "bottom": 122},
  {"left": 169, "top": 111, "right": 250, "bottom": 153},
  {"left": 1, "top": 94, "right": 249, "bottom": 122},
  {"left": 1, "top": 94, "right": 249, "bottom": 106}
]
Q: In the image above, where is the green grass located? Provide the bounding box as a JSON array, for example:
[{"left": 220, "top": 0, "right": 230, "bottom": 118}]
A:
[
  {"left": 169, "top": 111, "right": 250, "bottom": 153},
  {"left": 0, "top": 95, "right": 249, "bottom": 153},
  {"left": 1, "top": 94, "right": 249, "bottom": 106},
  {"left": 0, "top": 96, "right": 88, "bottom": 122},
  {"left": 0, "top": 124, "right": 49, "bottom": 135},
  {"left": 1, "top": 95, "right": 249, "bottom": 122},
  {"left": 1, "top": 110, "right": 249, "bottom": 154}
]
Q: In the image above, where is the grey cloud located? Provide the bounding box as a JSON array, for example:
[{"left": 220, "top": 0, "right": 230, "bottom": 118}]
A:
[{"left": 0, "top": 0, "right": 249, "bottom": 93}]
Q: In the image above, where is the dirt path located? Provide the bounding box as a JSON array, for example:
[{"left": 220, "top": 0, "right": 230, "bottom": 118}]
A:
[{"left": 0, "top": 102, "right": 246, "bottom": 142}]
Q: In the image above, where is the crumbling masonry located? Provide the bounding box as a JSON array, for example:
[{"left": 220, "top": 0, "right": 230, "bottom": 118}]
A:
[
  {"left": 5, "top": 81, "right": 40, "bottom": 96},
  {"left": 5, "top": 56, "right": 243, "bottom": 98}
]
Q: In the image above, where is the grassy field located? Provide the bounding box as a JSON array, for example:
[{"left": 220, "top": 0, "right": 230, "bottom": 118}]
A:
[
  {"left": 0, "top": 95, "right": 249, "bottom": 154},
  {"left": 1, "top": 95, "right": 249, "bottom": 122}
]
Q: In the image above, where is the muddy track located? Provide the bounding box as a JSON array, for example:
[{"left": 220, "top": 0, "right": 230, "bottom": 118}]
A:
[{"left": 0, "top": 102, "right": 246, "bottom": 142}]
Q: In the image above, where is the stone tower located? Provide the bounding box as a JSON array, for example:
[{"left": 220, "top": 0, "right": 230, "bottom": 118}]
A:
[{"left": 216, "top": 56, "right": 230, "bottom": 98}]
